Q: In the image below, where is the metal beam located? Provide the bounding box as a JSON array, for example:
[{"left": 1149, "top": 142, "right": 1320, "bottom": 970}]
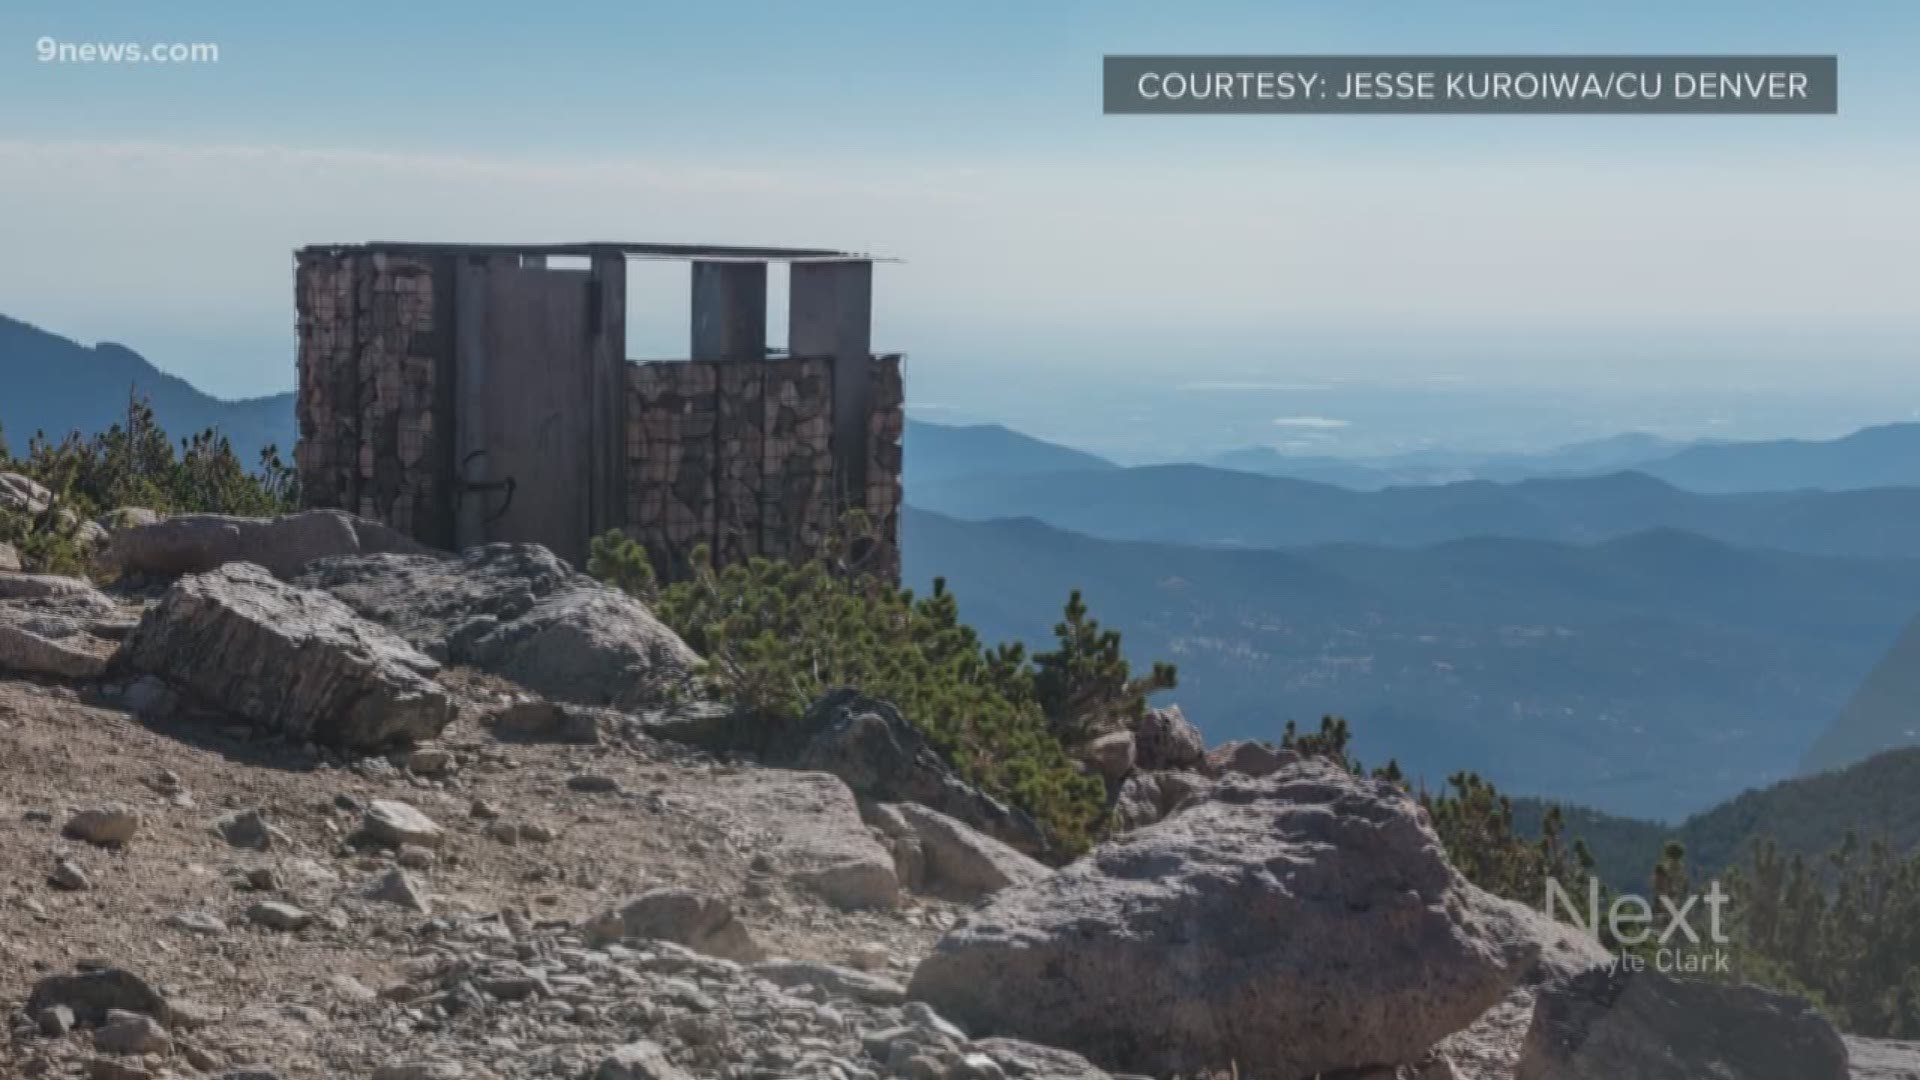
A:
[{"left": 788, "top": 260, "right": 875, "bottom": 507}]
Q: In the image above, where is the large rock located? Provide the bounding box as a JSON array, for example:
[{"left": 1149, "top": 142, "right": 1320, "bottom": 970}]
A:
[
  {"left": 1514, "top": 967, "right": 1849, "bottom": 1080},
  {"left": 584, "top": 888, "right": 762, "bottom": 962},
  {"left": 97, "top": 509, "right": 434, "bottom": 580},
  {"left": 0, "top": 471, "right": 55, "bottom": 516},
  {"left": 0, "top": 573, "right": 113, "bottom": 607},
  {"left": 891, "top": 802, "right": 1050, "bottom": 903},
  {"left": 26, "top": 967, "right": 170, "bottom": 1027},
  {"left": 0, "top": 573, "right": 123, "bottom": 679},
  {"left": 1132, "top": 704, "right": 1206, "bottom": 771},
  {"left": 908, "top": 760, "right": 1562, "bottom": 1078},
  {"left": 711, "top": 769, "right": 900, "bottom": 910},
  {"left": 119, "top": 562, "right": 455, "bottom": 749},
  {"left": 0, "top": 622, "right": 113, "bottom": 679},
  {"left": 794, "top": 690, "right": 1050, "bottom": 859},
  {"left": 294, "top": 544, "right": 697, "bottom": 710}
]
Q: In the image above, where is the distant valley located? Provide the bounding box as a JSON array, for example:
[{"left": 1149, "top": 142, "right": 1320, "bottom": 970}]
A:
[
  {"left": 913, "top": 461, "right": 1920, "bottom": 560},
  {"left": 901, "top": 507, "right": 1920, "bottom": 820}
]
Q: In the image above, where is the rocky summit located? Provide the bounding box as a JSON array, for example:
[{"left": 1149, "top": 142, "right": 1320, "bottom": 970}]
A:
[
  {"left": 0, "top": 508, "right": 1903, "bottom": 1079},
  {"left": 908, "top": 761, "right": 1594, "bottom": 1078}
]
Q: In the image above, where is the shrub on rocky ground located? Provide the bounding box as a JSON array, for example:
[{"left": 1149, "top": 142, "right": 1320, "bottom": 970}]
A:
[
  {"left": 0, "top": 506, "right": 89, "bottom": 578},
  {"left": 588, "top": 531, "right": 1177, "bottom": 856},
  {"left": 3, "top": 395, "right": 296, "bottom": 523},
  {"left": 2, "top": 398, "right": 297, "bottom": 577}
]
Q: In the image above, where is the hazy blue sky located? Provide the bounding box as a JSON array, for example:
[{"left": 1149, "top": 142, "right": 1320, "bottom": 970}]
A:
[{"left": 0, "top": 1, "right": 1914, "bottom": 446}]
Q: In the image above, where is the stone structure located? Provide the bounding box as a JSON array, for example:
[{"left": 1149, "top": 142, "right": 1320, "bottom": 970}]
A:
[
  {"left": 294, "top": 242, "right": 903, "bottom": 578},
  {"left": 294, "top": 249, "right": 444, "bottom": 536}
]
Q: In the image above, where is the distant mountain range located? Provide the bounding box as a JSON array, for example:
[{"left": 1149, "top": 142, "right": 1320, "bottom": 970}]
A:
[
  {"left": 1516, "top": 746, "right": 1920, "bottom": 892},
  {"left": 902, "top": 418, "right": 1116, "bottom": 487},
  {"left": 0, "top": 315, "right": 295, "bottom": 464},
  {"left": 1210, "top": 432, "right": 1687, "bottom": 489},
  {"left": 1644, "top": 423, "right": 1920, "bottom": 493},
  {"left": 911, "top": 462, "right": 1920, "bottom": 560},
  {"left": 901, "top": 507, "right": 1920, "bottom": 820},
  {"left": 898, "top": 411, "right": 1920, "bottom": 799},
  {"left": 1208, "top": 423, "right": 1920, "bottom": 493}
]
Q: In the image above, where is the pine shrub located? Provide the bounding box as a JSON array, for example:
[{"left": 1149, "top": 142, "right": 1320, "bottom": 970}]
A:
[
  {"left": 15, "top": 393, "right": 299, "bottom": 518},
  {"left": 588, "top": 534, "right": 1180, "bottom": 856},
  {"left": 1, "top": 394, "right": 299, "bottom": 575}
]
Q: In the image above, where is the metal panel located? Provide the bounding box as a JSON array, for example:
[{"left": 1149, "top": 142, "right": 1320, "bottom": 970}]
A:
[
  {"left": 452, "top": 260, "right": 599, "bottom": 565},
  {"left": 588, "top": 254, "right": 627, "bottom": 543},
  {"left": 788, "top": 260, "right": 874, "bottom": 506}
]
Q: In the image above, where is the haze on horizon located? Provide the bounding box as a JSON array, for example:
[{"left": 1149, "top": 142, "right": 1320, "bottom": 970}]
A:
[{"left": 0, "top": 0, "right": 1914, "bottom": 457}]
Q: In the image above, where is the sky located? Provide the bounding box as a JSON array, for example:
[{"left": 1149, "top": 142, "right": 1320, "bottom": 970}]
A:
[{"left": 0, "top": 1, "right": 1915, "bottom": 452}]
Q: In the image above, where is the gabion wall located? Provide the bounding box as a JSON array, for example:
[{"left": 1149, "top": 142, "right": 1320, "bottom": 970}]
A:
[
  {"left": 625, "top": 354, "right": 903, "bottom": 579},
  {"left": 294, "top": 249, "right": 450, "bottom": 545},
  {"left": 297, "top": 246, "right": 904, "bottom": 578}
]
